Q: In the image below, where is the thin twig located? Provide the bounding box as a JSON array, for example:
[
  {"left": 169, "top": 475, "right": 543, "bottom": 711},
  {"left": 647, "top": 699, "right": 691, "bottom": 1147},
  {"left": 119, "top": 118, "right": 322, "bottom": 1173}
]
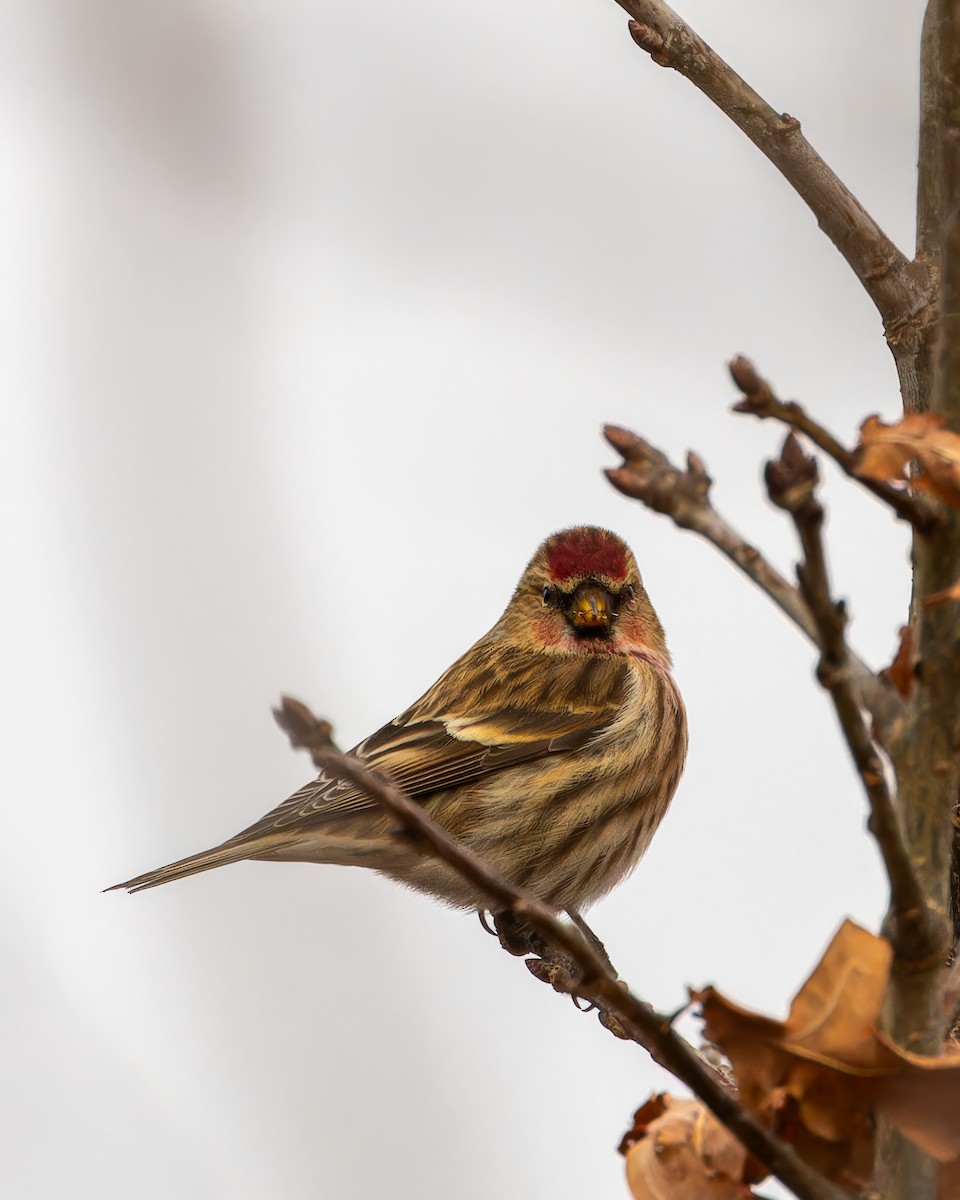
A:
[
  {"left": 273, "top": 695, "right": 341, "bottom": 767},
  {"left": 603, "top": 425, "right": 817, "bottom": 636},
  {"left": 614, "top": 0, "right": 937, "bottom": 412},
  {"left": 729, "top": 356, "right": 940, "bottom": 533},
  {"left": 764, "top": 434, "right": 947, "bottom": 966},
  {"left": 602, "top": 424, "right": 901, "bottom": 737},
  {"left": 308, "top": 743, "right": 848, "bottom": 1200}
]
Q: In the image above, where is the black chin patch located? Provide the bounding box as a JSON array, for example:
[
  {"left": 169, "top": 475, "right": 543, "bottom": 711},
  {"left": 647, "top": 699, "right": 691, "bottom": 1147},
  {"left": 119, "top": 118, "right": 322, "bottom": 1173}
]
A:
[{"left": 569, "top": 622, "right": 612, "bottom": 640}]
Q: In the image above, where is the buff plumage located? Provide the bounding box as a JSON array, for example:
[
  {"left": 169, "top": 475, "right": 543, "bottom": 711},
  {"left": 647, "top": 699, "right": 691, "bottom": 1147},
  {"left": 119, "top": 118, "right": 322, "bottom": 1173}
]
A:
[{"left": 109, "top": 527, "right": 687, "bottom": 913}]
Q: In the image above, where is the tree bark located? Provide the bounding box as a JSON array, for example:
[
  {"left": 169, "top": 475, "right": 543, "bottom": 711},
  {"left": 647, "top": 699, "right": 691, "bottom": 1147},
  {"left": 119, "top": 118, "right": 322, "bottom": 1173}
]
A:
[{"left": 877, "top": 4, "right": 960, "bottom": 1197}]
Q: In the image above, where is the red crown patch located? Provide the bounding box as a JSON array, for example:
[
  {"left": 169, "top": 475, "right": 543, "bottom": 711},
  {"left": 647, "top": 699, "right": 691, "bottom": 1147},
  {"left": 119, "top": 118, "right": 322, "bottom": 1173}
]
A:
[{"left": 545, "top": 527, "right": 629, "bottom": 583}]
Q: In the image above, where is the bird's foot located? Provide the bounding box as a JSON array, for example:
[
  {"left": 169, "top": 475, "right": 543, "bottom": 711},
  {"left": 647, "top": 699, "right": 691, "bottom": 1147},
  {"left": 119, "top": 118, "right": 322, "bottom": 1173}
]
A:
[
  {"left": 486, "top": 910, "right": 582, "bottom": 995},
  {"left": 491, "top": 909, "right": 540, "bottom": 957}
]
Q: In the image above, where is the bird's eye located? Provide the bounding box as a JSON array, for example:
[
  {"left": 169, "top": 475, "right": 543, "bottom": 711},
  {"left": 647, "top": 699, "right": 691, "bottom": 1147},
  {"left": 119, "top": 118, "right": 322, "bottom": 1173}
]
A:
[
  {"left": 542, "top": 586, "right": 560, "bottom": 607},
  {"left": 622, "top": 584, "right": 636, "bottom": 602}
]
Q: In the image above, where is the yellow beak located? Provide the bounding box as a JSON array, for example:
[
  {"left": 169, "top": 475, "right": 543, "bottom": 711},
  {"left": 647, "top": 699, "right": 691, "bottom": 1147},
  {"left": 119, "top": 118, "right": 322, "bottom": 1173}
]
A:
[{"left": 567, "top": 584, "right": 613, "bottom": 629}]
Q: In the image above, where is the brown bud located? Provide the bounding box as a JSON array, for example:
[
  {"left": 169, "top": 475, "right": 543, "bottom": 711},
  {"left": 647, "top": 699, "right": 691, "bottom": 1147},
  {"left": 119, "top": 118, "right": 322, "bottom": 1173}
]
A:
[{"left": 765, "top": 433, "right": 819, "bottom": 512}]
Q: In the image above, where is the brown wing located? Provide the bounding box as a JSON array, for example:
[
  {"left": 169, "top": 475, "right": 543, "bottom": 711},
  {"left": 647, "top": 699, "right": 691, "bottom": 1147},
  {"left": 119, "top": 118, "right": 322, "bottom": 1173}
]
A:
[{"left": 228, "top": 642, "right": 630, "bottom": 842}]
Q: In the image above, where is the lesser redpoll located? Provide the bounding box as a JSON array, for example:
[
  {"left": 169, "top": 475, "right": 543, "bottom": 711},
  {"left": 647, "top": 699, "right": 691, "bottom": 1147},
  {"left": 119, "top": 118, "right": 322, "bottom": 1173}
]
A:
[{"left": 109, "top": 526, "right": 687, "bottom": 911}]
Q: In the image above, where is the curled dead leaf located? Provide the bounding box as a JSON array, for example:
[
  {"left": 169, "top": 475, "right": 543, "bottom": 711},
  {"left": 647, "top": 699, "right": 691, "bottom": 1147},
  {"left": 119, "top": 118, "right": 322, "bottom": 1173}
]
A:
[
  {"left": 692, "top": 921, "right": 960, "bottom": 1189},
  {"left": 620, "top": 1094, "right": 757, "bottom": 1200},
  {"left": 941, "top": 1157, "right": 960, "bottom": 1200},
  {"left": 881, "top": 626, "right": 915, "bottom": 698},
  {"left": 872, "top": 1033, "right": 960, "bottom": 1162},
  {"left": 854, "top": 413, "right": 960, "bottom": 509}
]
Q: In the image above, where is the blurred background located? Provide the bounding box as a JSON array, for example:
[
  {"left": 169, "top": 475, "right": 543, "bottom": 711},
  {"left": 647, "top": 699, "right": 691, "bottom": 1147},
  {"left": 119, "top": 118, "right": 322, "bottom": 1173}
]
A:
[{"left": 1, "top": 1, "right": 922, "bottom": 1196}]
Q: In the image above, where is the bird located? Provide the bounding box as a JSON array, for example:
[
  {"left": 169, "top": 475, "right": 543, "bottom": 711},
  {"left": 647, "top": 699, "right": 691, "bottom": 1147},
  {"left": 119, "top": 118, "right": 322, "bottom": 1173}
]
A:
[{"left": 108, "top": 526, "right": 687, "bottom": 914}]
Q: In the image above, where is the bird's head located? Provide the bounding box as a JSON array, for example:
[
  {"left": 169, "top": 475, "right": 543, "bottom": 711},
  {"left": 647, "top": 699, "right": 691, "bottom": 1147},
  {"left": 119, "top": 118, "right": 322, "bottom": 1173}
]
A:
[{"left": 503, "top": 526, "right": 669, "bottom": 658}]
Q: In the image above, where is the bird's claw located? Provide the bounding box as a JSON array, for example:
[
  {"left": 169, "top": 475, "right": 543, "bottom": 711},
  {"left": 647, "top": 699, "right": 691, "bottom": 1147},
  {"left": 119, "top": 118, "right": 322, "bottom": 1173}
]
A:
[{"left": 477, "top": 910, "right": 497, "bottom": 936}]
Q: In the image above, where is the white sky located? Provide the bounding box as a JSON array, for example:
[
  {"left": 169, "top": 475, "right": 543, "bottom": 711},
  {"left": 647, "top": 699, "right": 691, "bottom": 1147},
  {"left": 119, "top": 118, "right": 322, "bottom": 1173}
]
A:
[{"left": 1, "top": 1, "right": 923, "bottom": 1196}]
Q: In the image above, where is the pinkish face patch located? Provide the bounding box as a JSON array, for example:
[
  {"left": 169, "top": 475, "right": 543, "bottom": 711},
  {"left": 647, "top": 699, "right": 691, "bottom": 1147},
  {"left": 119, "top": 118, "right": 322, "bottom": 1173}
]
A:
[{"left": 545, "top": 528, "right": 629, "bottom": 583}]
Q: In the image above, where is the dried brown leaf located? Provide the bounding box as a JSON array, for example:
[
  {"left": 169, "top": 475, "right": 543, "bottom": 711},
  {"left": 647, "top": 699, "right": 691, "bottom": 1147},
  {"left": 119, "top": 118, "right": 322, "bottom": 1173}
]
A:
[
  {"left": 873, "top": 1034, "right": 960, "bottom": 1161},
  {"left": 854, "top": 412, "right": 960, "bottom": 508},
  {"left": 881, "top": 626, "right": 915, "bottom": 697},
  {"left": 695, "top": 921, "right": 960, "bottom": 1187},
  {"left": 756, "top": 1086, "right": 874, "bottom": 1191},
  {"left": 941, "top": 1156, "right": 960, "bottom": 1200},
  {"left": 782, "top": 920, "right": 891, "bottom": 1067},
  {"left": 621, "top": 1094, "right": 755, "bottom": 1200},
  {"left": 619, "top": 1094, "right": 670, "bottom": 1155}
]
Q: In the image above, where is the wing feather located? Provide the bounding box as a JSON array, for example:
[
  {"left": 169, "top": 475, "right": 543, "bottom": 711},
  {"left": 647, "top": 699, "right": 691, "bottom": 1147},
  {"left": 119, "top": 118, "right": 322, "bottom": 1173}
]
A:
[{"left": 229, "top": 642, "right": 630, "bottom": 843}]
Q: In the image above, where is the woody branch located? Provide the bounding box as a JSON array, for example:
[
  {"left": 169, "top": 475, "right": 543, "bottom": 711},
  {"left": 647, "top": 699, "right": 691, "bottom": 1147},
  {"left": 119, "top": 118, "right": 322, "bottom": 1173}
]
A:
[
  {"left": 275, "top": 696, "right": 847, "bottom": 1200},
  {"left": 612, "top": 0, "right": 936, "bottom": 411},
  {"left": 729, "top": 356, "right": 940, "bottom": 533},
  {"left": 763, "top": 435, "right": 946, "bottom": 965},
  {"left": 602, "top": 423, "right": 901, "bottom": 738}
]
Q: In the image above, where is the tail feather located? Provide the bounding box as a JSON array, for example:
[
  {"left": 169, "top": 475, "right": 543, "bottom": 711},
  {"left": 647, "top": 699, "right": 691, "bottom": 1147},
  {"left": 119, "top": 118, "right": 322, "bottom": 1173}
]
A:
[{"left": 106, "top": 842, "right": 264, "bottom": 894}]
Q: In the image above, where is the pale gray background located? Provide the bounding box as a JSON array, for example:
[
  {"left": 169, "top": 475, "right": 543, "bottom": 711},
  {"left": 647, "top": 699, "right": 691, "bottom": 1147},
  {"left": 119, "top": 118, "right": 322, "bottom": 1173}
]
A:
[{"left": 2, "top": 1, "right": 921, "bottom": 1196}]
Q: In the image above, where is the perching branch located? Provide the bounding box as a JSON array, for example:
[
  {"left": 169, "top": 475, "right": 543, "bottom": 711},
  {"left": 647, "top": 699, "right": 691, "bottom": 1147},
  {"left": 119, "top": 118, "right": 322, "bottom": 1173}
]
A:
[
  {"left": 602, "top": 423, "right": 900, "bottom": 734},
  {"left": 277, "top": 699, "right": 848, "bottom": 1200},
  {"left": 614, "top": 0, "right": 937, "bottom": 412},
  {"left": 729, "top": 355, "right": 941, "bottom": 533},
  {"left": 763, "top": 434, "right": 947, "bottom": 966}
]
